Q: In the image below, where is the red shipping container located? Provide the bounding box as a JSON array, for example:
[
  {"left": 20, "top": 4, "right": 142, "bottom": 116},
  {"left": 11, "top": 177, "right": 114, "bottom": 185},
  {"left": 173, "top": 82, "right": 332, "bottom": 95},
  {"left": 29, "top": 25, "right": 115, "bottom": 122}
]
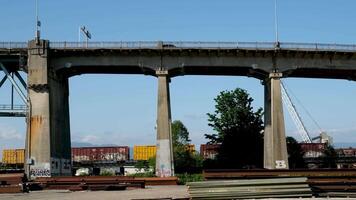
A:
[
  {"left": 200, "top": 144, "right": 220, "bottom": 160},
  {"left": 71, "top": 146, "right": 129, "bottom": 162}
]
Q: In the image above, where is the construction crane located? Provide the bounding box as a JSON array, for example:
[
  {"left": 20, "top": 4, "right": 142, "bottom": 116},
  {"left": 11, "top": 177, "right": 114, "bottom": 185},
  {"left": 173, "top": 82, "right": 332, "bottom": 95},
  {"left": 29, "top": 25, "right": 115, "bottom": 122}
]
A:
[
  {"left": 280, "top": 81, "right": 312, "bottom": 143},
  {"left": 281, "top": 81, "right": 333, "bottom": 144}
]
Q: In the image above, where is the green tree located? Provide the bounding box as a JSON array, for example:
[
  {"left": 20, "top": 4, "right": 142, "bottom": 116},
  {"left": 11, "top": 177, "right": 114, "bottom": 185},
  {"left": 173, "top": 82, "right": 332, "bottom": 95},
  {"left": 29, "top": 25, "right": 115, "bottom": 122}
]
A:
[
  {"left": 321, "top": 144, "right": 337, "bottom": 168},
  {"left": 286, "top": 137, "right": 306, "bottom": 169},
  {"left": 172, "top": 120, "right": 202, "bottom": 173},
  {"left": 172, "top": 120, "right": 190, "bottom": 147},
  {"left": 205, "top": 88, "right": 264, "bottom": 168}
]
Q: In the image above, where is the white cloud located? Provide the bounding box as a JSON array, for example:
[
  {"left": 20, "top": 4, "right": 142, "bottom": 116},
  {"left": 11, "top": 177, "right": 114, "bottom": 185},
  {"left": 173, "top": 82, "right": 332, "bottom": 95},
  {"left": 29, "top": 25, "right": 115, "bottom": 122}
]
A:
[
  {"left": 0, "top": 127, "right": 22, "bottom": 140},
  {"left": 79, "top": 135, "right": 100, "bottom": 143}
]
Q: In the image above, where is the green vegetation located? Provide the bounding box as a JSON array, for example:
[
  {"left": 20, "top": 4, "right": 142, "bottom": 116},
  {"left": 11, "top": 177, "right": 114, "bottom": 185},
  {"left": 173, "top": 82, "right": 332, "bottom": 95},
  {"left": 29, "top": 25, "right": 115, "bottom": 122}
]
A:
[
  {"left": 134, "top": 160, "right": 152, "bottom": 172},
  {"left": 172, "top": 120, "right": 203, "bottom": 173},
  {"left": 129, "top": 171, "right": 155, "bottom": 177},
  {"left": 286, "top": 136, "right": 306, "bottom": 168},
  {"left": 100, "top": 169, "right": 115, "bottom": 176},
  {"left": 322, "top": 144, "right": 337, "bottom": 168},
  {"left": 204, "top": 88, "right": 264, "bottom": 169},
  {"left": 176, "top": 173, "right": 204, "bottom": 185}
]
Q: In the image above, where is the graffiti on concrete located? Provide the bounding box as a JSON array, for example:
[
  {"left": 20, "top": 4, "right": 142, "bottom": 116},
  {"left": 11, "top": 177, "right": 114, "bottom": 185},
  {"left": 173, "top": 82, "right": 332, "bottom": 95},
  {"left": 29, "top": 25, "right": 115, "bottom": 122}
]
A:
[{"left": 30, "top": 168, "right": 50, "bottom": 177}]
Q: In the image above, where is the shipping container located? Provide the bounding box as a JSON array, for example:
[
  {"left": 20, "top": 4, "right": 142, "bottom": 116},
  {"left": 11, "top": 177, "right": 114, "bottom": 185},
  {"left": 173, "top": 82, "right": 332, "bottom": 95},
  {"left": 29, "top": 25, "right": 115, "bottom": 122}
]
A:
[
  {"left": 71, "top": 146, "right": 129, "bottom": 163},
  {"left": 133, "top": 144, "right": 196, "bottom": 161},
  {"left": 133, "top": 145, "right": 156, "bottom": 160},
  {"left": 336, "top": 148, "right": 356, "bottom": 157},
  {"left": 300, "top": 143, "right": 326, "bottom": 158},
  {"left": 200, "top": 144, "right": 220, "bottom": 160},
  {"left": 2, "top": 149, "right": 25, "bottom": 165},
  {"left": 187, "top": 144, "right": 195, "bottom": 152}
]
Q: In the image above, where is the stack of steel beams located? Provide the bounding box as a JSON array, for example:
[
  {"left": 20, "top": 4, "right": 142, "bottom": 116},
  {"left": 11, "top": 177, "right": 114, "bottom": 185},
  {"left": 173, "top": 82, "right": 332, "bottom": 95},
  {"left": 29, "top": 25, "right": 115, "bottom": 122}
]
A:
[
  {"left": 308, "top": 177, "right": 356, "bottom": 197},
  {"left": 36, "top": 176, "right": 145, "bottom": 190},
  {"left": 187, "top": 177, "right": 312, "bottom": 199},
  {"left": 203, "top": 169, "right": 356, "bottom": 197},
  {"left": 0, "top": 173, "right": 26, "bottom": 193},
  {"left": 35, "top": 176, "right": 178, "bottom": 191}
]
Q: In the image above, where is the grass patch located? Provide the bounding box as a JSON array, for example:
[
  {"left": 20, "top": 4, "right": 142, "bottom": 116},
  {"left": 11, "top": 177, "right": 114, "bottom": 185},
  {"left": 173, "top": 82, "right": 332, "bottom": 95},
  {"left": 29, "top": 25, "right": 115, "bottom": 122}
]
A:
[
  {"left": 129, "top": 171, "right": 156, "bottom": 177},
  {"left": 176, "top": 173, "right": 204, "bottom": 185}
]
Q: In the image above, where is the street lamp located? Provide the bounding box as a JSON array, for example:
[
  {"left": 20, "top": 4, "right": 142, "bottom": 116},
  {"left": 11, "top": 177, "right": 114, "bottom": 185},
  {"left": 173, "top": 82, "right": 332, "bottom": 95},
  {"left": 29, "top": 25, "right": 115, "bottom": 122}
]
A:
[
  {"left": 79, "top": 26, "right": 92, "bottom": 47},
  {"left": 35, "top": 0, "right": 41, "bottom": 44}
]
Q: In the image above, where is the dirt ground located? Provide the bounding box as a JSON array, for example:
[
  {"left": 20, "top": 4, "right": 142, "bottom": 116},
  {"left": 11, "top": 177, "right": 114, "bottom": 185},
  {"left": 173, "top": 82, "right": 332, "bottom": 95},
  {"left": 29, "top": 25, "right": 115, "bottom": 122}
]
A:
[{"left": 0, "top": 185, "right": 189, "bottom": 200}]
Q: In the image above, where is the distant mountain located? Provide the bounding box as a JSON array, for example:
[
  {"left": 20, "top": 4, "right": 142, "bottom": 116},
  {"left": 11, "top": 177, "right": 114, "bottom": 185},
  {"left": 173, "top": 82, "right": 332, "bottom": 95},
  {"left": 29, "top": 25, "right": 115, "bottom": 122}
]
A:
[{"left": 334, "top": 143, "right": 356, "bottom": 148}]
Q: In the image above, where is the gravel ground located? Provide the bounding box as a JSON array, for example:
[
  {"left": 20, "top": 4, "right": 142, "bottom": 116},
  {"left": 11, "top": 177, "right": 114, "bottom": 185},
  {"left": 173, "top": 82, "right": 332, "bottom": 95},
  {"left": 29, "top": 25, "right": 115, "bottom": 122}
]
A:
[{"left": 0, "top": 186, "right": 189, "bottom": 200}]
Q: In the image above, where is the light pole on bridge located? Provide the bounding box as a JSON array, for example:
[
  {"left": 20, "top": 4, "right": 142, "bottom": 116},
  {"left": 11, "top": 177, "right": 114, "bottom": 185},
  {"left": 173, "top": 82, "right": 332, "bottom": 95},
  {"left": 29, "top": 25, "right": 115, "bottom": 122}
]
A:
[{"left": 79, "top": 26, "right": 92, "bottom": 47}]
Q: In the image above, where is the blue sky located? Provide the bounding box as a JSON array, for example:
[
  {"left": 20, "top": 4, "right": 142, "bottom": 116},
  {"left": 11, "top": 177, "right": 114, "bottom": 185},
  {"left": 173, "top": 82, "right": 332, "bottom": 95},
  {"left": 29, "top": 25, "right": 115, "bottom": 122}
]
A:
[{"left": 1, "top": 1, "right": 356, "bottom": 156}]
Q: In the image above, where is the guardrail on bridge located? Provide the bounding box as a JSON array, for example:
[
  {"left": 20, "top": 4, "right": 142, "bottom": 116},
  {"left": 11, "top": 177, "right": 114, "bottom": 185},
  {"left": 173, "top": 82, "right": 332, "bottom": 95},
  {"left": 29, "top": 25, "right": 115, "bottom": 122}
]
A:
[{"left": 1, "top": 41, "right": 356, "bottom": 52}]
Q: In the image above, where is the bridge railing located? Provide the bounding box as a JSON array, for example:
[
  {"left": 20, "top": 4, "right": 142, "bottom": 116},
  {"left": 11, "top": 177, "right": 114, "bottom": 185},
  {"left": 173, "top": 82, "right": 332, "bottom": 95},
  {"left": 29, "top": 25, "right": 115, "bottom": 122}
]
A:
[
  {"left": 0, "top": 105, "right": 27, "bottom": 110},
  {"left": 50, "top": 41, "right": 160, "bottom": 49},
  {"left": 2, "top": 41, "right": 356, "bottom": 52},
  {"left": 280, "top": 42, "right": 356, "bottom": 52},
  {"left": 49, "top": 41, "right": 279, "bottom": 50},
  {"left": 0, "top": 42, "right": 27, "bottom": 49},
  {"left": 50, "top": 41, "right": 356, "bottom": 52}
]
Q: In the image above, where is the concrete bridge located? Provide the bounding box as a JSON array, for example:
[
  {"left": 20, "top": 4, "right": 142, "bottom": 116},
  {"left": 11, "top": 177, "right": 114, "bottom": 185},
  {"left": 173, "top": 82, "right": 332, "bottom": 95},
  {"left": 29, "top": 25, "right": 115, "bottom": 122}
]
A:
[{"left": 1, "top": 39, "right": 356, "bottom": 178}]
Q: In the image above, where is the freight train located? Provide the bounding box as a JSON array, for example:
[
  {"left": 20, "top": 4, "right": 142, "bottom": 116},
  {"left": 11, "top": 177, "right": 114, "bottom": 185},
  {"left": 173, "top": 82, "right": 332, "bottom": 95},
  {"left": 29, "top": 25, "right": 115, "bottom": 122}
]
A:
[{"left": 1, "top": 144, "right": 199, "bottom": 167}]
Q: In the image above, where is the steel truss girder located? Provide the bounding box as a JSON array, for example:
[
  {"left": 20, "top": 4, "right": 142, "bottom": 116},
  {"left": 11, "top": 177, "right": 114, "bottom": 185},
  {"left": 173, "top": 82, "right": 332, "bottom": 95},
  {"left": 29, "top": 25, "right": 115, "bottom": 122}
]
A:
[{"left": 0, "top": 62, "right": 28, "bottom": 117}]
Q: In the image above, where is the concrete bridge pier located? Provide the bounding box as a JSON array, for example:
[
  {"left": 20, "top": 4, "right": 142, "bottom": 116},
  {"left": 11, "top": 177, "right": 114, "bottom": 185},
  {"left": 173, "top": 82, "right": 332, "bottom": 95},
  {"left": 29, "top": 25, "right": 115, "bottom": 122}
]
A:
[
  {"left": 26, "top": 40, "right": 71, "bottom": 178},
  {"left": 263, "top": 72, "right": 289, "bottom": 169},
  {"left": 155, "top": 70, "right": 174, "bottom": 177}
]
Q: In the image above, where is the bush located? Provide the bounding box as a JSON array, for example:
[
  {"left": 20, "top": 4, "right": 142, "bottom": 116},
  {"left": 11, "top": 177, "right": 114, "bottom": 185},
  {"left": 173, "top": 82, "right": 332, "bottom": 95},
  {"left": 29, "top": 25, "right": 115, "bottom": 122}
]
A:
[
  {"left": 129, "top": 171, "right": 156, "bottom": 177},
  {"left": 100, "top": 170, "right": 115, "bottom": 176},
  {"left": 176, "top": 173, "right": 204, "bottom": 185}
]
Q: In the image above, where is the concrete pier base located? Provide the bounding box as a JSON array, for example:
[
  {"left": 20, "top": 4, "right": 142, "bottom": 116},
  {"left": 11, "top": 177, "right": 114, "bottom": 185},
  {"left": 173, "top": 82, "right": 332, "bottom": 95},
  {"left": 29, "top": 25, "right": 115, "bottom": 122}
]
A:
[
  {"left": 155, "top": 70, "right": 174, "bottom": 177},
  {"left": 25, "top": 40, "right": 71, "bottom": 178},
  {"left": 263, "top": 73, "right": 289, "bottom": 169}
]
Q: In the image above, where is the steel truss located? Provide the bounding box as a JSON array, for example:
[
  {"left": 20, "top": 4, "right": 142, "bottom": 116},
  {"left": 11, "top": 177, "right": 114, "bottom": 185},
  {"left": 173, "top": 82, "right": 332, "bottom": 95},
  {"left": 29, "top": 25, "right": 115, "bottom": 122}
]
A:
[{"left": 0, "top": 62, "right": 27, "bottom": 117}]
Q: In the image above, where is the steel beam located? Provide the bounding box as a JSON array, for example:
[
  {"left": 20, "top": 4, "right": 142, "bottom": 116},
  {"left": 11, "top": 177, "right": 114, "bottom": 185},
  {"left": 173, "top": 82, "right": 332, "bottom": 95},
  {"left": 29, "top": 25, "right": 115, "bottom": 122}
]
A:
[
  {"left": 0, "top": 62, "right": 27, "bottom": 104},
  {"left": 0, "top": 75, "right": 6, "bottom": 88},
  {"left": 14, "top": 71, "right": 27, "bottom": 88}
]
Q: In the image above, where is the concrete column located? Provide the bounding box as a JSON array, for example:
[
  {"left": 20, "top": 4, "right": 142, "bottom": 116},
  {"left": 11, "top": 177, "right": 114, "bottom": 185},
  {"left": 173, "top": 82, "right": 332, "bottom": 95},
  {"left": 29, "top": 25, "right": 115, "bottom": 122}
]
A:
[
  {"left": 25, "top": 40, "right": 71, "bottom": 178},
  {"left": 155, "top": 70, "right": 174, "bottom": 177},
  {"left": 263, "top": 72, "right": 289, "bottom": 169}
]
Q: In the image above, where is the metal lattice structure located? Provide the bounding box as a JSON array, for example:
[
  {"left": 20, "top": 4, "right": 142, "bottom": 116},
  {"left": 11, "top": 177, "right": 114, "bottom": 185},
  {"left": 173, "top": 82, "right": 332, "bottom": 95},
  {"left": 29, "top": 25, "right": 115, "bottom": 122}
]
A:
[
  {"left": 280, "top": 81, "right": 312, "bottom": 143},
  {"left": 0, "top": 62, "right": 27, "bottom": 117}
]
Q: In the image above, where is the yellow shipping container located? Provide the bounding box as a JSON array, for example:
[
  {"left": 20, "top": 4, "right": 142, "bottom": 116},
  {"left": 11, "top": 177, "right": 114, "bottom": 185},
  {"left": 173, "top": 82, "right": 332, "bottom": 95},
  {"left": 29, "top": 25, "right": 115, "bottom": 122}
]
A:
[
  {"left": 2, "top": 149, "right": 25, "bottom": 165},
  {"left": 186, "top": 144, "right": 195, "bottom": 153},
  {"left": 133, "top": 144, "right": 195, "bottom": 161},
  {"left": 133, "top": 145, "right": 156, "bottom": 160}
]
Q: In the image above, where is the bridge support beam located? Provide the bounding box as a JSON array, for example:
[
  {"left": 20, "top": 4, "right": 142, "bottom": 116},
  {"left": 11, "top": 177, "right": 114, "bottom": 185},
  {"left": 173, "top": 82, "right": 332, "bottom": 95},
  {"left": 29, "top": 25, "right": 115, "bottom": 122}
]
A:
[
  {"left": 263, "top": 72, "right": 289, "bottom": 169},
  {"left": 26, "top": 40, "right": 71, "bottom": 178},
  {"left": 155, "top": 70, "right": 174, "bottom": 177}
]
